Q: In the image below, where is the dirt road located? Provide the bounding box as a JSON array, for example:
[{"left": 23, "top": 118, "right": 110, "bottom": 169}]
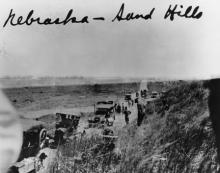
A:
[
  {"left": 78, "top": 100, "right": 138, "bottom": 136},
  {"left": 111, "top": 102, "right": 137, "bottom": 133},
  {"left": 36, "top": 100, "right": 138, "bottom": 173}
]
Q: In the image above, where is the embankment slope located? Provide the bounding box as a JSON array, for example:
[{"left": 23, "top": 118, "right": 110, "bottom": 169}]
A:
[{"left": 116, "top": 81, "right": 219, "bottom": 173}]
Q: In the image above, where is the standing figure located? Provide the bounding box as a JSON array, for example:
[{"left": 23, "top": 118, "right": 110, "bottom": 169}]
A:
[
  {"left": 128, "top": 100, "right": 131, "bottom": 107},
  {"left": 135, "top": 97, "right": 139, "bottom": 104},
  {"left": 137, "top": 103, "right": 145, "bottom": 126},
  {"left": 124, "top": 107, "right": 129, "bottom": 124},
  {"left": 131, "top": 99, "right": 134, "bottom": 106},
  {"left": 116, "top": 104, "right": 121, "bottom": 113},
  {"left": 122, "top": 103, "right": 125, "bottom": 112},
  {"left": 105, "top": 111, "right": 110, "bottom": 119}
]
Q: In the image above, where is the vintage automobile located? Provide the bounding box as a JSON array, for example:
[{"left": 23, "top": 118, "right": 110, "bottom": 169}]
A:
[
  {"left": 88, "top": 101, "right": 115, "bottom": 127},
  {"left": 95, "top": 104, "right": 114, "bottom": 115},
  {"left": 18, "top": 125, "right": 47, "bottom": 162},
  {"left": 55, "top": 113, "right": 80, "bottom": 130},
  {"left": 53, "top": 113, "right": 80, "bottom": 145},
  {"left": 140, "top": 90, "right": 148, "bottom": 98},
  {"left": 102, "top": 128, "right": 115, "bottom": 142},
  {"left": 8, "top": 124, "right": 47, "bottom": 173},
  {"left": 124, "top": 93, "right": 132, "bottom": 101},
  {"left": 151, "top": 91, "right": 159, "bottom": 98}
]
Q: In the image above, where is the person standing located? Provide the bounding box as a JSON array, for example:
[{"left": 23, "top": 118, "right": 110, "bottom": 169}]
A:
[
  {"left": 128, "top": 100, "right": 131, "bottom": 107},
  {"left": 124, "top": 107, "right": 129, "bottom": 124},
  {"left": 116, "top": 104, "right": 121, "bottom": 113},
  {"left": 137, "top": 103, "right": 145, "bottom": 126},
  {"left": 122, "top": 103, "right": 125, "bottom": 112}
]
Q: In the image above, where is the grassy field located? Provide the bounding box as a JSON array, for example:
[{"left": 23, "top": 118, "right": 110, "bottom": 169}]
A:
[
  {"left": 3, "top": 83, "right": 139, "bottom": 113},
  {"left": 3, "top": 82, "right": 140, "bottom": 131}
]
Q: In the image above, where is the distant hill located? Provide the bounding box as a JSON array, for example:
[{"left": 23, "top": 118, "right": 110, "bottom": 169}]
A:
[{"left": 0, "top": 76, "right": 146, "bottom": 88}]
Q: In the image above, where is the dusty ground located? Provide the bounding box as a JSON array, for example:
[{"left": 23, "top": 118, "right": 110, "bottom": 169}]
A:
[{"left": 35, "top": 99, "right": 138, "bottom": 173}]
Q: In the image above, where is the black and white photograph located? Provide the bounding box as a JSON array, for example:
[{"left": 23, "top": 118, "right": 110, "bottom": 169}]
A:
[{"left": 0, "top": 0, "right": 220, "bottom": 172}]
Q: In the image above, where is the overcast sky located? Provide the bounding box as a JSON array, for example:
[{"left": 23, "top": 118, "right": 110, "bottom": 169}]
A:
[{"left": 0, "top": 0, "right": 220, "bottom": 79}]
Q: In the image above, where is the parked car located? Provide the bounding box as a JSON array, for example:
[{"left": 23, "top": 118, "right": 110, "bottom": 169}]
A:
[
  {"left": 151, "top": 91, "right": 159, "bottom": 98},
  {"left": 88, "top": 101, "right": 116, "bottom": 127},
  {"left": 9, "top": 125, "right": 47, "bottom": 173},
  {"left": 124, "top": 93, "right": 132, "bottom": 101}
]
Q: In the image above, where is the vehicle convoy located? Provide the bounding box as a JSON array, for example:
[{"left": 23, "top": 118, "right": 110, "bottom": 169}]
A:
[
  {"left": 8, "top": 125, "right": 47, "bottom": 173},
  {"left": 88, "top": 101, "right": 115, "bottom": 127}
]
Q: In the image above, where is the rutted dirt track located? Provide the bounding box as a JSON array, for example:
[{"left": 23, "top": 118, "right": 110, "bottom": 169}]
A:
[{"left": 36, "top": 99, "right": 138, "bottom": 173}]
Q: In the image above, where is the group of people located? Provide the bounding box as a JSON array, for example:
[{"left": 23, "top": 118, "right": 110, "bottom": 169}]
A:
[
  {"left": 114, "top": 100, "right": 133, "bottom": 114},
  {"left": 114, "top": 98, "right": 147, "bottom": 126},
  {"left": 121, "top": 102, "right": 132, "bottom": 125},
  {"left": 114, "top": 102, "right": 132, "bottom": 125},
  {"left": 122, "top": 99, "right": 145, "bottom": 126},
  {"left": 123, "top": 101, "right": 145, "bottom": 126}
]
